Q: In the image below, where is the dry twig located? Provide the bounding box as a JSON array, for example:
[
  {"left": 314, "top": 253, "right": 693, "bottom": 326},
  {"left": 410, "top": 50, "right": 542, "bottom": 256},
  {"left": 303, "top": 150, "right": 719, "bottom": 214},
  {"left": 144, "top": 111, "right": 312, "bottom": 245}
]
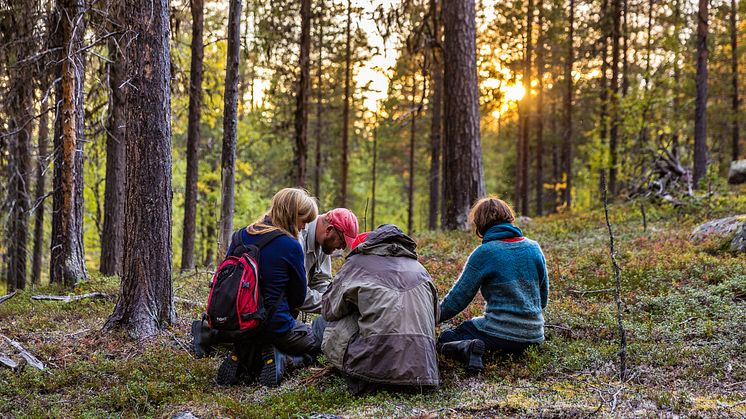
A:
[
  {"left": 0, "top": 291, "right": 17, "bottom": 305},
  {"left": 31, "top": 292, "right": 110, "bottom": 303}
]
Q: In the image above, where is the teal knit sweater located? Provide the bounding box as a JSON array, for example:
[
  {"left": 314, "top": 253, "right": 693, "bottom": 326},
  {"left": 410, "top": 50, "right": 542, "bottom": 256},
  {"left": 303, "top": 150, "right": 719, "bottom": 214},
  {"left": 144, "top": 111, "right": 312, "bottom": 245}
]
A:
[{"left": 439, "top": 223, "right": 549, "bottom": 343}]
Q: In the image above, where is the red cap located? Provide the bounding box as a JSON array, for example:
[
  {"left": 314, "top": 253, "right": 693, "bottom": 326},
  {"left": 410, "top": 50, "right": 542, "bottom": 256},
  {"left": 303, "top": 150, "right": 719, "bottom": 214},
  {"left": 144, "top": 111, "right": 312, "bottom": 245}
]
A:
[
  {"left": 350, "top": 232, "right": 370, "bottom": 250},
  {"left": 326, "top": 208, "right": 359, "bottom": 249}
]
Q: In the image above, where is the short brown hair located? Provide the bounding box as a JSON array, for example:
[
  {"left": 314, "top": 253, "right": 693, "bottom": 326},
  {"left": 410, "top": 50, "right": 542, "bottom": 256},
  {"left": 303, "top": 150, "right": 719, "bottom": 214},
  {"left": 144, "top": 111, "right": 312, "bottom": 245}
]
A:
[{"left": 469, "top": 196, "right": 516, "bottom": 237}]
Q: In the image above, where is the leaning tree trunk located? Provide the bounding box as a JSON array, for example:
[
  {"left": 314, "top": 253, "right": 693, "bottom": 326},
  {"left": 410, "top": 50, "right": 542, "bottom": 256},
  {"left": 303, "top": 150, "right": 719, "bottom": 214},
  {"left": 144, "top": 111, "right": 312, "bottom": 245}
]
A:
[
  {"left": 104, "top": 0, "right": 175, "bottom": 339},
  {"left": 340, "top": 0, "right": 352, "bottom": 207},
  {"left": 731, "top": 0, "right": 740, "bottom": 161},
  {"left": 562, "top": 0, "right": 575, "bottom": 208},
  {"left": 693, "top": 0, "right": 709, "bottom": 185},
  {"left": 51, "top": 0, "right": 88, "bottom": 287},
  {"left": 428, "top": 0, "right": 442, "bottom": 230},
  {"left": 219, "top": 0, "right": 242, "bottom": 257},
  {"left": 100, "top": 15, "right": 127, "bottom": 277},
  {"left": 294, "top": 0, "right": 311, "bottom": 187},
  {"left": 181, "top": 0, "right": 204, "bottom": 272},
  {"left": 442, "top": 0, "right": 485, "bottom": 230}
]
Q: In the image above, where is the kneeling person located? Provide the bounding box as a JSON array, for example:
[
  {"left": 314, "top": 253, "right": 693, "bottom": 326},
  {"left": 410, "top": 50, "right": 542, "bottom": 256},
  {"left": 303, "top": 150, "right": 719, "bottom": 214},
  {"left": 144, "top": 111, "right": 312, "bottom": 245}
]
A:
[{"left": 320, "top": 225, "right": 440, "bottom": 395}]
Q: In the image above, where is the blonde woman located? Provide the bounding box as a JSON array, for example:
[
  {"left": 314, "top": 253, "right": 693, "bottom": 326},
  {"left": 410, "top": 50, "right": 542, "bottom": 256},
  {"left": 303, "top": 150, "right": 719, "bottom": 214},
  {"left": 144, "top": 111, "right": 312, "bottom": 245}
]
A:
[{"left": 220, "top": 188, "right": 319, "bottom": 387}]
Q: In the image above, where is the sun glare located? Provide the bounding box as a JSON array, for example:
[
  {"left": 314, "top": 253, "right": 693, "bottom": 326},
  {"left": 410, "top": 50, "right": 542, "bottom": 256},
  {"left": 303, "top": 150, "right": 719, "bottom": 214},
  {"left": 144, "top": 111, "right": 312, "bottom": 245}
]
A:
[{"left": 504, "top": 82, "right": 526, "bottom": 102}]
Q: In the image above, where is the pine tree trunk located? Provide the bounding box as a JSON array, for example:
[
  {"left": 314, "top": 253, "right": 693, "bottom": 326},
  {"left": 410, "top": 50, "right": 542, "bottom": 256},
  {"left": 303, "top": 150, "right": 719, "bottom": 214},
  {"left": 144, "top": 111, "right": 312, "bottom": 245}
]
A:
[
  {"left": 621, "top": 0, "right": 629, "bottom": 97},
  {"left": 609, "top": 0, "right": 621, "bottom": 196},
  {"left": 181, "top": 0, "right": 204, "bottom": 272},
  {"left": 219, "top": 0, "right": 242, "bottom": 256},
  {"left": 31, "top": 86, "right": 50, "bottom": 286},
  {"left": 294, "top": 0, "right": 311, "bottom": 187},
  {"left": 442, "top": 0, "right": 485, "bottom": 230},
  {"left": 428, "top": 0, "right": 442, "bottom": 230},
  {"left": 100, "top": 15, "right": 127, "bottom": 277},
  {"left": 371, "top": 114, "right": 377, "bottom": 229},
  {"left": 7, "top": 17, "right": 34, "bottom": 291},
  {"left": 408, "top": 73, "right": 417, "bottom": 236},
  {"left": 51, "top": 0, "right": 88, "bottom": 287},
  {"left": 731, "top": 0, "right": 740, "bottom": 161},
  {"left": 314, "top": 1, "right": 324, "bottom": 198},
  {"left": 520, "top": 0, "right": 534, "bottom": 216},
  {"left": 340, "top": 0, "right": 352, "bottom": 207},
  {"left": 104, "top": 0, "right": 175, "bottom": 339},
  {"left": 693, "top": 0, "right": 709, "bottom": 184},
  {"left": 598, "top": 0, "right": 609, "bottom": 199},
  {"left": 535, "top": 0, "right": 545, "bottom": 216},
  {"left": 562, "top": 0, "right": 575, "bottom": 208},
  {"left": 672, "top": 0, "right": 682, "bottom": 150}
]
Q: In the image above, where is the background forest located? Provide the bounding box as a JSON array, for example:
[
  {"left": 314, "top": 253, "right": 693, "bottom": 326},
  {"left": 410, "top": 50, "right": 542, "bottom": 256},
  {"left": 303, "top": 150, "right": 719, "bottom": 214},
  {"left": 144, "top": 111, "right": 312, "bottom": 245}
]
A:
[{"left": 0, "top": 0, "right": 745, "bottom": 416}]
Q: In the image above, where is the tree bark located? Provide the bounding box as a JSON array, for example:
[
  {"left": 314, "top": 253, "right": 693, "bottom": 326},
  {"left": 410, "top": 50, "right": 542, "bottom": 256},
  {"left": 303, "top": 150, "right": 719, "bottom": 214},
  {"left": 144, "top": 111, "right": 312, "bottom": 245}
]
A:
[
  {"left": 314, "top": 0, "right": 324, "bottom": 198},
  {"left": 609, "top": 0, "right": 621, "bottom": 196},
  {"left": 219, "top": 0, "right": 242, "bottom": 256},
  {"left": 6, "top": 13, "right": 34, "bottom": 291},
  {"left": 51, "top": 0, "right": 88, "bottom": 287},
  {"left": 535, "top": 0, "right": 545, "bottom": 216},
  {"left": 100, "top": 11, "right": 127, "bottom": 277},
  {"left": 340, "top": 0, "right": 352, "bottom": 207},
  {"left": 562, "top": 0, "right": 575, "bottom": 208},
  {"left": 693, "top": 0, "right": 709, "bottom": 185},
  {"left": 408, "top": 73, "right": 417, "bottom": 236},
  {"left": 181, "top": 0, "right": 204, "bottom": 272},
  {"left": 727, "top": 15, "right": 739, "bottom": 162},
  {"left": 442, "top": 0, "right": 485, "bottom": 230},
  {"left": 294, "top": 0, "right": 311, "bottom": 187},
  {"left": 104, "top": 0, "right": 175, "bottom": 339},
  {"left": 428, "top": 0, "right": 442, "bottom": 230},
  {"left": 520, "top": 0, "right": 534, "bottom": 216},
  {"left": 31, "top": 86, "right": 49, "bottom": 286}
]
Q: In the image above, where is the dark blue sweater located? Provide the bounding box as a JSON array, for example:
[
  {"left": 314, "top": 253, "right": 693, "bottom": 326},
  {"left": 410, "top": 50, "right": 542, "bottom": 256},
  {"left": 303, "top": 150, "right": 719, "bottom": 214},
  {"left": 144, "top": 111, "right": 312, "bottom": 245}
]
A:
[{"left": 226, "top": 228, "right": 307, "bottom": 335}]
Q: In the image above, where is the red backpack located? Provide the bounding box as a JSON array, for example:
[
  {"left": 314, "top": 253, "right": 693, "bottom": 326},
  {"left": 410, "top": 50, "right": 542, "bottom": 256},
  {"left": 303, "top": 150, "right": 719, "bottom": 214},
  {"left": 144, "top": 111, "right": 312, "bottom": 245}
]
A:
[{"left": 204, "top": 229, "right": 284, "bottom": 338}]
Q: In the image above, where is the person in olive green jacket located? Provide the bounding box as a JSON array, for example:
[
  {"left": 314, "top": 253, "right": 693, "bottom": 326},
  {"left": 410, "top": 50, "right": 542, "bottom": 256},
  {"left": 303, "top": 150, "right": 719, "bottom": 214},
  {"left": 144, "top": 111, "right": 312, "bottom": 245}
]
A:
[{"left": 319, "top": 224, "right": 440, "bottom": 395}]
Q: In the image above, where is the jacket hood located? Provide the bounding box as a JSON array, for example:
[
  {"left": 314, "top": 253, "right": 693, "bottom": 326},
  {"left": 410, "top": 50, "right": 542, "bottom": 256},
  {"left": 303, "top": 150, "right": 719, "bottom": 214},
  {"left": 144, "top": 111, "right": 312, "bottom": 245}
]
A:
[{"left": 348, "top": 224, "right": 418, "bottom": 259}]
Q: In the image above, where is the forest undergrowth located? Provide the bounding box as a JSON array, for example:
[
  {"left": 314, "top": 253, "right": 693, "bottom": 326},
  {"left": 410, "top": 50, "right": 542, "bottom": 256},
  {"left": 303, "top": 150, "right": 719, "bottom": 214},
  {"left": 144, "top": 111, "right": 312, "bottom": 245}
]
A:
[{"left": 1, "top": 194, "right": 745, "bottom": 418}]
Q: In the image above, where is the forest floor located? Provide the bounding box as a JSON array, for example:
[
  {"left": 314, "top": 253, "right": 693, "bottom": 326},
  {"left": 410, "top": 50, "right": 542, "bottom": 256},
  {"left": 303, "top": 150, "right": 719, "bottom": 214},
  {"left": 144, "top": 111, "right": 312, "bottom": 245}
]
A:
[{"left": 1, "top": 192, "right": 745, "bottom": 418}]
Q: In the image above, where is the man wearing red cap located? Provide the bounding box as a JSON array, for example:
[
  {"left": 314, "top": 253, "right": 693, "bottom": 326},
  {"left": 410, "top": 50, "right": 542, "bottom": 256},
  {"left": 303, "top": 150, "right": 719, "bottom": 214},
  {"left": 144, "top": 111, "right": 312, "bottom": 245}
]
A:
[{"left": 298, "top": 208, "right": 359, "bottom": 313}]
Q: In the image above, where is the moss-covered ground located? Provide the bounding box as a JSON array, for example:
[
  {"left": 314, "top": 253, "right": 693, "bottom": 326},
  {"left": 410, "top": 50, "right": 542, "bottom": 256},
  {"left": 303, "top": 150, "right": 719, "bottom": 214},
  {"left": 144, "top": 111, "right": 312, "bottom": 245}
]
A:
[{"left": 1, "top": 195, "right": 745, "bottom": 417}]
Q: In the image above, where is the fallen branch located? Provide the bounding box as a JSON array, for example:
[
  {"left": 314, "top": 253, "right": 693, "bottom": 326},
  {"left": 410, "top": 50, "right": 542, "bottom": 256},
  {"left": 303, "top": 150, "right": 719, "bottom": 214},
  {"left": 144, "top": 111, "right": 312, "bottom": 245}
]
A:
[
  {"left": 31, "top": 292, "right": 110, "bottom": 303},
  {"left": 545, "top": 323, "right": 572, "bottom": 331},
  {"left": 717, "top": 399, "right": 746, "bottom": 409},
  {"left": 0, "top": 334, "right": 45, "bottom": 370},
  {"left": 0, "top": 353, "right": 19, "bottom": 370},
  {"left": 0, "top": 291, "right": 17, "bottom": 305}
]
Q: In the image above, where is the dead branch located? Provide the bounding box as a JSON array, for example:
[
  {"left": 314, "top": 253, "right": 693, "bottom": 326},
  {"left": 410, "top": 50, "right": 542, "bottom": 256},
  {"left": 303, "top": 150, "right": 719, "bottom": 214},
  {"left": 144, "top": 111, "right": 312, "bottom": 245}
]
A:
[
  {"left": 0, "top": 334, "right": 45, "bottom": 370},
  {"left": 569, "top": 288, "right": 614, "bottom": 296},
  {"left": 31, "top": 292, "right": 110, "bottom": 303},
  {"left": 601, "top": 172, "right": 628, "bottom": 381},
  {"left": 0, "top": 353, "right": 19, "bottom": 370},
  {"left": 0, "top": 291, "right": 17, "bottom": 305}
]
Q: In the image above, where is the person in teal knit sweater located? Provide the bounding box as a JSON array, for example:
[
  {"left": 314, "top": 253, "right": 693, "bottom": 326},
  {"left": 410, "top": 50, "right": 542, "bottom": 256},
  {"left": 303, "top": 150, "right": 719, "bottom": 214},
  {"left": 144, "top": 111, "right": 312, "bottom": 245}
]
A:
[{"left": 438, "top": 196, "right": 549, "bottom": 373}]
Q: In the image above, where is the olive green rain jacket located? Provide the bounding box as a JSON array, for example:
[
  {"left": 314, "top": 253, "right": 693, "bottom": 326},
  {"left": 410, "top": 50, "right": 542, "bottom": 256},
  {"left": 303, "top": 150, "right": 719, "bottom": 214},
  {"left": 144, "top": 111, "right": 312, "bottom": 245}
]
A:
[{"left": 321, "top": 224, "right": 440, "bottom": 387}]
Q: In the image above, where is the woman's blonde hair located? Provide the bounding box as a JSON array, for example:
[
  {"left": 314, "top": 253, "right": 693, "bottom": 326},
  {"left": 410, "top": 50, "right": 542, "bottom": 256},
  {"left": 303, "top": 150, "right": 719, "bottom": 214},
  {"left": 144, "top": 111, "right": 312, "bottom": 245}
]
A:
[
  {"left": 248, "top": 188, "right": 318, "bottom": 238},
  {"left": 468, "top": 196, "right": 516, "bottom": 238}
]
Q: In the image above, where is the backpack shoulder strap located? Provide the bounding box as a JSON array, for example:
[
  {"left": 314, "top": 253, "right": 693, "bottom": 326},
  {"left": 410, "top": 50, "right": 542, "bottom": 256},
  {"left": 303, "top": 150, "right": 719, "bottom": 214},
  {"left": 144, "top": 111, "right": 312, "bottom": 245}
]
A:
[{"left": 230, "top": 229, "right": 248, "bottom": 257}]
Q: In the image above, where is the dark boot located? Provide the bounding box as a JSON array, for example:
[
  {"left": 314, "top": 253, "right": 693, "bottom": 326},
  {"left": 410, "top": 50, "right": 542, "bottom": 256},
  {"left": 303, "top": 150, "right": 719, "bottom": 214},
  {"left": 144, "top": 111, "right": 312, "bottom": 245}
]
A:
[
  {"left": 191, "top": 319, "right": 215, "bottom": 358},
  {"left": 216, "top": 353, "right": 241, "bottom": 386},
  {"left": 438, "top": 339, "right": 485, "bottom": 373},
  {"left": 259, "top": 345, "right": 286, "bottom": 387}
]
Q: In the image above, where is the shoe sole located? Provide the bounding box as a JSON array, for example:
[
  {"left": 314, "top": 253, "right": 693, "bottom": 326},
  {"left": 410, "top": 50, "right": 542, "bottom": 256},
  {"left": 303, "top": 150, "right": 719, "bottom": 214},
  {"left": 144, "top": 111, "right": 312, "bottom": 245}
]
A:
[
  {"left": 259, "top": 347, "right": 281, "bottom": 387},
  {"left": 466, "top": 339, "right": 485, "bottom": 373},
  {"left": 217, "top": 354, "right": 240, "bottom": 386},
  {"left": 191, "top": 320, "right": 204, "bottom": 358}
]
